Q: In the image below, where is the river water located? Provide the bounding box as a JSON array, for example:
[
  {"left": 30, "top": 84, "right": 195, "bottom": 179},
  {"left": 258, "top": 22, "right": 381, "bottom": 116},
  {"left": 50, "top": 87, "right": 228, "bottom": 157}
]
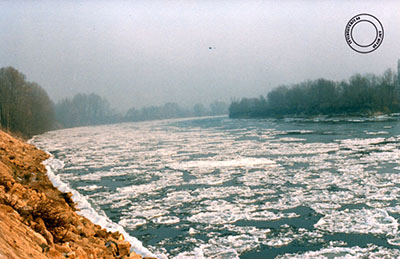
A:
[{"left": 31, "top": 115, "right": 400, "bottom": 258}]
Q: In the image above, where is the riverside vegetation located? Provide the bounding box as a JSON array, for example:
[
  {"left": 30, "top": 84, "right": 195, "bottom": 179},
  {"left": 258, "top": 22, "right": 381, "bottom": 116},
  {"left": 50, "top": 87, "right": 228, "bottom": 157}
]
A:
[
  {"left": 0, "top": 66, "right": 227, "bottom": 137},
  {"left": 4, "top": 65, "right": 400, "bottom": 138},
  {"left": 229, "top": 66, "right": 400, "bottom": 118}
]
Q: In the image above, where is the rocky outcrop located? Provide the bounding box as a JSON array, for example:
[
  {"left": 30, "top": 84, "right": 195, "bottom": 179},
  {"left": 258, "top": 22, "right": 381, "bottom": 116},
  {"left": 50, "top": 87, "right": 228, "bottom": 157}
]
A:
[{"left": 0, "top": 130, "right": 148, "bottom": 259}]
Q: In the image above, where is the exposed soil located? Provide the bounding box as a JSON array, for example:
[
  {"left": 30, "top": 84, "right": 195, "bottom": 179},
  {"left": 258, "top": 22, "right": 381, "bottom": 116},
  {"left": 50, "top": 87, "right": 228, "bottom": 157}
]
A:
[{"left": 0, "top": 129, "right": 148, "bottom": 259}]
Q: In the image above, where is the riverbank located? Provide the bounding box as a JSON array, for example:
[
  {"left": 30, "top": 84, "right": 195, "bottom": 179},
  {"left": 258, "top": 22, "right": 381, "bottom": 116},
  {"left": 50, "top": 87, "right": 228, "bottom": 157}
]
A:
[{"left": 0, "top": 129, "right": 146, "bottom": 258}]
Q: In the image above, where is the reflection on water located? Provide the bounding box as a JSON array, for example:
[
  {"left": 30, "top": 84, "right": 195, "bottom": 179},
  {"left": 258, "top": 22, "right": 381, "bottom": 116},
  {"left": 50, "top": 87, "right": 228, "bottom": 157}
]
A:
[{"left": 32, "top": 115, "right": 400, "bottom": 258}]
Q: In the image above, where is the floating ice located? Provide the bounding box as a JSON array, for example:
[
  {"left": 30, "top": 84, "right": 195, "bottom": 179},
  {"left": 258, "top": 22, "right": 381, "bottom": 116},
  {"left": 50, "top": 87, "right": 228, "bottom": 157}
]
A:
[
  {"left": 152, "top": 216, "right": 180, "bottom": 225},
  {"left": 277, "top": 245, "right": 400, "bottom": 258},
  {"left": 315, "top": 208, "right": 399, "bottom": 236},
  {"left": 169, "top": 157, "right": 276, "bottom": 170},
  {"left": 76, "top": 185, "right": 103, "bottom": 191},
  {"left": 43, "top": 156, "right": 158, "bottom": 258},
  {"left": 31, "top": 117, "right": 400, "bottom": 258}
]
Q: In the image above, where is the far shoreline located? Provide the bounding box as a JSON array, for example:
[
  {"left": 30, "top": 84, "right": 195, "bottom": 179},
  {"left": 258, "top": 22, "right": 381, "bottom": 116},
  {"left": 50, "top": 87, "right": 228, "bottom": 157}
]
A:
[{"left": 229, "top": 111, "right": 400, "bottom": 120}]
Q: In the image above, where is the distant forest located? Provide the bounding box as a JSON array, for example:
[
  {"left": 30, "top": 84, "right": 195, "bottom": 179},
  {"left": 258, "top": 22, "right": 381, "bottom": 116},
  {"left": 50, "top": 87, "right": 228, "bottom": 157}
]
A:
[
  {"left": 230, "top": 68, "right": 400, "bottom": 118},
  {"left": 3, "top": 64, "right": 400, "bottom": 137},
  {"left": 56, "top": 95, "right": 227, "bottom": 128},
  {"left": 0, "top": 66, "right": 228, "bottom": 137}
]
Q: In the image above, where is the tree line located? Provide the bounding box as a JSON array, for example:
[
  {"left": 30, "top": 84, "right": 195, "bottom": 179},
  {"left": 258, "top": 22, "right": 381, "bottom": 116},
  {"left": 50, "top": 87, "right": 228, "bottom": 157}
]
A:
[
  {"left": 229, "top": 69, "right": 400, "bottom": 118},
  {"left": 56, "top": 97, "right": 227, "bottom": 128},
  {"left": 0, "top": 66, "right": 228, "bottom": 137},
  {"left": 55, "top": 94, "right": 117, "bottom": 128},
  {"left": 124, "top": 101, "right": 227, "bottom": 122},
  {"left": 0, "top": 67, "right": 54, "bottom": 137},
  {"left": 5, "top": 64, "right": 398, "bottom": 137}
]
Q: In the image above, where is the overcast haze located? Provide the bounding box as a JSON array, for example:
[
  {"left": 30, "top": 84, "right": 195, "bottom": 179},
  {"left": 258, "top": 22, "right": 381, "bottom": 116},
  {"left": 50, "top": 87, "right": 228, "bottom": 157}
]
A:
[{"left": 1, "top": 0, "right": 399, "bottom": 111}]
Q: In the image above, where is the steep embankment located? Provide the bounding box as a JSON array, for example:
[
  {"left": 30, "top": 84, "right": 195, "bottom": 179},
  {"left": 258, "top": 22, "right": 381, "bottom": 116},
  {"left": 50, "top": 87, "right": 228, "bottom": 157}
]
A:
[{"left": 0, "top": 130, "right": 145, "bottom": 259}]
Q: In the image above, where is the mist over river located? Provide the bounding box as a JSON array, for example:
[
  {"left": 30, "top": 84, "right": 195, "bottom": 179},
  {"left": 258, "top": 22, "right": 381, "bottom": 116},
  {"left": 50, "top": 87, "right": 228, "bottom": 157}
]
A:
[{"left": 31, "top": 115, "right": 400, "bottom": 258}]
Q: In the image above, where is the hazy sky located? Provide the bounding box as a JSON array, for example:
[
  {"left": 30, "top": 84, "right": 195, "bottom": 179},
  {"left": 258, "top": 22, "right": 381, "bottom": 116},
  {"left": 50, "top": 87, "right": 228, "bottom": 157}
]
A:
[{"left": 1, "top": 0, "right": 400, "bottom": 111}]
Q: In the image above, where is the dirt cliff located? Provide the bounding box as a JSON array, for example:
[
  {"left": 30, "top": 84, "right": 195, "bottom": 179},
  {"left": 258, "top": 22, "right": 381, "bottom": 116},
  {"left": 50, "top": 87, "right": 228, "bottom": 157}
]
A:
[{"left": 0, "top": 129, "right": 146, "bottom": 259}]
